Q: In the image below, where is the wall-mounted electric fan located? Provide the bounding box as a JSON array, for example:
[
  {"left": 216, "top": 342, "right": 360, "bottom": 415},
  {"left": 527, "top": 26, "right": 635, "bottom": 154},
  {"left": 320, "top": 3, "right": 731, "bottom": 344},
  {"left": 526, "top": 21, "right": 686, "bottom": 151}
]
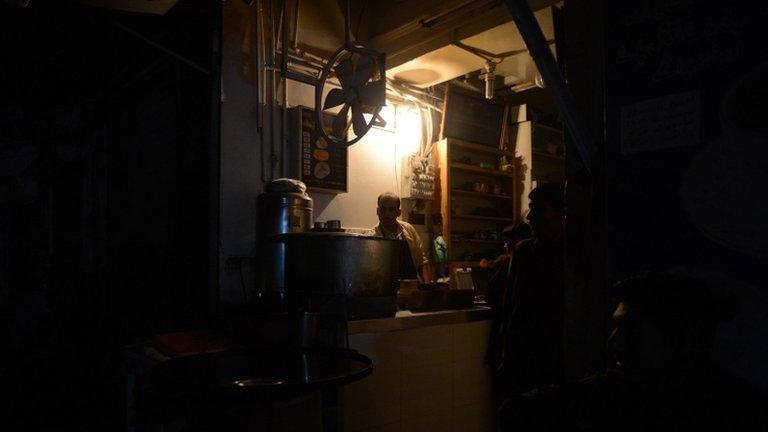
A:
[{"left": 281, "top": 0, "right": 386, "bottom": 146}]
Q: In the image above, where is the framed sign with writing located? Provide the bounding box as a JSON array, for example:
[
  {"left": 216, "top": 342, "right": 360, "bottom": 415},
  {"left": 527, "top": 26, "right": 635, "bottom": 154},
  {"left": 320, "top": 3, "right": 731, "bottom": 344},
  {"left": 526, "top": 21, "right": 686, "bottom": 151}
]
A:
[
  {"left": 401, "top": 153, "right": 436, "bottom": 200},
  {"left": 290, "top": 106, "right": 348, "bottom": 194}
]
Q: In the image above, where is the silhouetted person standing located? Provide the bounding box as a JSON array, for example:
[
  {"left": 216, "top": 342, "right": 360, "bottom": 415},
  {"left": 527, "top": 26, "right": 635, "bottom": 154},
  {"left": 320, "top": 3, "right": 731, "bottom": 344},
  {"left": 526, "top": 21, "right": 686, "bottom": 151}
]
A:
[
  {"left": 499, "top": 271, "right": 768, "bottom": 431},
  {"left": 487, "top": 183, "right": 566, "bottom": 408}
]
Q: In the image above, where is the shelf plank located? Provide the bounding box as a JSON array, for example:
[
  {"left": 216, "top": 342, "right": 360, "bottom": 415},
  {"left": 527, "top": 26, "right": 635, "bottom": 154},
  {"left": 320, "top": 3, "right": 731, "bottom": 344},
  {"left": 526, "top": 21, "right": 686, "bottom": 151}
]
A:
[
  {"left": 449, "top": 139, "right": 516, "bottom": 157},
  {"left": 452, "top": 238, "right": 506, "bottom": 244},
  {"left": 531, "top": 122, "right": 564, "bottom": 135},
  {"left": 532, "top": 150, "right": 564, "bottom": 161},
  {"left": 451, "top": 261, "right": 483, "bottom": 268},
  {"left": 450, "top": 163, "right": 516, "bottom": 178},
  {"left": 453, "top": 214, "right": 515, "bottom": 222},
  {"left": 449, "top": 261, "right": 498, "bottom": 272},
  {"left": 452, "top": 189, "right": 514, "bottom": 200}
]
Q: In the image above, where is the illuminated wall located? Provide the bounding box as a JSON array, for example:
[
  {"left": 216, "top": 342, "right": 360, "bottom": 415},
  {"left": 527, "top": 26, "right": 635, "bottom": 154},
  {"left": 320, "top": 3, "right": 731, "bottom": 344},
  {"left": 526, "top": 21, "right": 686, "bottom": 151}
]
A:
[{"left": 287, "top": 80, "right": 425, "bottom": 231}]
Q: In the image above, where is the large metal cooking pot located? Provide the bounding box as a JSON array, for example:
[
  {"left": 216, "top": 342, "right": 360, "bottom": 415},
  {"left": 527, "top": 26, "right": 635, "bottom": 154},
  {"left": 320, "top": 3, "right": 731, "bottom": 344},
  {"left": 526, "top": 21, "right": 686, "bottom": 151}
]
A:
[{"left": 277, "top": 232, "right": 403, "bottom": 319}]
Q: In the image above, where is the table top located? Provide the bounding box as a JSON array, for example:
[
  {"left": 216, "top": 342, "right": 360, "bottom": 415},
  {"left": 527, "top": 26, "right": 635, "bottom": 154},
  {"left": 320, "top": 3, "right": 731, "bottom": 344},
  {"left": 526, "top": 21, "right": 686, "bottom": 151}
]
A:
[{"left": 140, "top": 346, "right": 372, "bottom": 403}]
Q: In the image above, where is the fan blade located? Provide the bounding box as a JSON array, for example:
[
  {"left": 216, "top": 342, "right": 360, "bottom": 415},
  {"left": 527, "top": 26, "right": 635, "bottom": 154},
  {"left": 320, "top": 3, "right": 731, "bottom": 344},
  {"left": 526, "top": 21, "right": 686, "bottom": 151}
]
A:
[
  {"left": 323, "top": 88, "right": 347, "bottom": 110},
  {"left": 335, "top": 58, "right": 354, "bottom": 87},
  {"left": 351, "top": 103, "right": 368, "bottom": 137},
  {"left": 372, "top": 113, "right": 387, "bottom": 128},
  {"left": 332, "top": 104, "right": 350, "bottom": 138},
  {"left": 358, "top": 80, "right": 386, "bottom": 107},
  {"left": 351, "top": 55, "right": 376, "bottom": 87}
]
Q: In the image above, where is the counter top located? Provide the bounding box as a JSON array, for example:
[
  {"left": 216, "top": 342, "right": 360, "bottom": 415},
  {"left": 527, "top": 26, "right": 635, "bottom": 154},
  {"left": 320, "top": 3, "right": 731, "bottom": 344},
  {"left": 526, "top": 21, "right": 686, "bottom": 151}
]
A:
[
  {"left": 347, "top": 305, "right": 492, "bottom": 335},
  {"left": 136, "top": 306, "right": 493, "bottom": 358}
]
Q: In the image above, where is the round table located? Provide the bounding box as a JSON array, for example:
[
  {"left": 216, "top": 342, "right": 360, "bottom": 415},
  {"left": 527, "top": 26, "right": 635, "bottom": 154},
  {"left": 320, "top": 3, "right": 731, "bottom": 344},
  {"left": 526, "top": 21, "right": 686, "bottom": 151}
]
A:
[{"left": 136, "top": 346, "right": 373, "bottom": 431}]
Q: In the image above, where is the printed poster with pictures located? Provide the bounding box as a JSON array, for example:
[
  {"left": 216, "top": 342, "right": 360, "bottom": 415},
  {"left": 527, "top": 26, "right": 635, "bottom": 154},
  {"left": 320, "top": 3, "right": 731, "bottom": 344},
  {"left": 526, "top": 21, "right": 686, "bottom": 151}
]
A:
[
  {"left": 300, "top": 108, "right": 348, "bottom": 193},
  {"left": 402, "top": 153, "right": 436, "bottom": 200}
]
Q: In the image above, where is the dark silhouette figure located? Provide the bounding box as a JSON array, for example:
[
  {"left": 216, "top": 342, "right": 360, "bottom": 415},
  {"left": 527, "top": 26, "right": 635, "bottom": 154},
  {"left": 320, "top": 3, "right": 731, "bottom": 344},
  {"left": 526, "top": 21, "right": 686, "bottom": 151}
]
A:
[
  {"left": 499, "top": 271, "right": 768, "bottom": 431},
  {"left": 486, "top": 183, "right": 566, "bottom": 410}
]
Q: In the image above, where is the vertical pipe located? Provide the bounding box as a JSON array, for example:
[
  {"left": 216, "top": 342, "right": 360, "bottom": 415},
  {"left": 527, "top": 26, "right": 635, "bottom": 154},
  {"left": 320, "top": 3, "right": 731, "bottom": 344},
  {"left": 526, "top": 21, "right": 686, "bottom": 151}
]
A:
[
  {"left": 292, "top": 0, "right": 301, "bottom": 51},
  {"left": 256, "top": 0, "right": 269, "bottom": 183},
  {"left": 281, "top": 0, "right": 290, "bottom": 177},
  {"left": 254, "top": 3, "right": 262, "bottom": 133},
  {"left": 268, "top": 0, "right": 278, "bottom": 180},
  {"left": 503, "top": 0, "right": 593, "bottom": 175},
  {"left": 280, "top": 0, "right": 288, "bottom": 82}
]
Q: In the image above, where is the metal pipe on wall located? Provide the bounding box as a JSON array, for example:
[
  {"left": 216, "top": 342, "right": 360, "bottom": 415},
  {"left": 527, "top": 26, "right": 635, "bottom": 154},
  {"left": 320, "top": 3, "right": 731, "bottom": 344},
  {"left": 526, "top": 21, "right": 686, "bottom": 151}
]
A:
[
  {"left": 269, "top": 0, "right": 279, "bottom": 181},
  {"left": 281, "top": 0, "right": 290, "bottom": 178},
  {"left": 259, "top": 0, "right": 275, "bottom": 183},
  {"left": 254, "top": 0, "right": 268, "bottom": 183},
  {"left": 292, "top": 0, "right": 300, "bottom": 51},
  {"left": 344, "top": 0, "right": 350, "bottom": 45}
]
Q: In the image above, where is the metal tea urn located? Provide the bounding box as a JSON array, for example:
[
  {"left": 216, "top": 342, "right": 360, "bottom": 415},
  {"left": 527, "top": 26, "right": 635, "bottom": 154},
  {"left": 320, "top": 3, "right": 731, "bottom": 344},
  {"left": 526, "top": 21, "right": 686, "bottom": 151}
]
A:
[{"left": 256, "top": 178, "right": 313, "bottom": 310}]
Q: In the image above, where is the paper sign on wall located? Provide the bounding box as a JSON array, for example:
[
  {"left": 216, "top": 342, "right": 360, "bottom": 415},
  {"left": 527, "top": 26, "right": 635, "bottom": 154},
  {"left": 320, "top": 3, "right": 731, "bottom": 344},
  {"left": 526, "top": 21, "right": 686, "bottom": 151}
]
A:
[
  {"left": 401, "top": 153, "right": 436, "bottom": 200},
  {"left": 620, "top": 90, "right": 700, "bottom": 155}
]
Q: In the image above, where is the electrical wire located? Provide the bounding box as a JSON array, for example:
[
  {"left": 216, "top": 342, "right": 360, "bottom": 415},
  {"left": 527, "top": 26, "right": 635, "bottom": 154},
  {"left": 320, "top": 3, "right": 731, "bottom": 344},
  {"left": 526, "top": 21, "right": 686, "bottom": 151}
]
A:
[
  {"left": 354, "top": 2, "right": 365, "bottom": 40},
  {"left": 386, "top": 79, "right": 444, "bottom": 112},
  {"left": 394, "top": 118, "right": 401, "bottom": 196}
]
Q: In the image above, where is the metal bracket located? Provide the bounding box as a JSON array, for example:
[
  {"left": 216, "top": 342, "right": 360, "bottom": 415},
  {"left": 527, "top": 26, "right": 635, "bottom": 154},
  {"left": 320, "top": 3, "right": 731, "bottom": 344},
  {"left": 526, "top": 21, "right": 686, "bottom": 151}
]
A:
[{"left": 503, "top": 0, "right": 593, "bottom": 175}]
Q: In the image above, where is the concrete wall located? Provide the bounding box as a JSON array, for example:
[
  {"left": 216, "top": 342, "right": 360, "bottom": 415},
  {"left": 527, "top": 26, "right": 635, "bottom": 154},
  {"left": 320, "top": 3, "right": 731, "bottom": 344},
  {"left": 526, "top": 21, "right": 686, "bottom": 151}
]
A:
[
  {"left": 286, "top": 80, "right": 424, "bottom": 231},
  {"left": 220, "top": 1, "right": 263, "bottom": 308}
]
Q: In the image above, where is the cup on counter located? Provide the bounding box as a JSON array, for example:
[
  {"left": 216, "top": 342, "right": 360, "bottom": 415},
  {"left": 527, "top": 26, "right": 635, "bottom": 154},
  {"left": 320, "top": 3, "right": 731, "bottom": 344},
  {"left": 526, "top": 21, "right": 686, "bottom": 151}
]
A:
[{"left": 454, "top": 268, "right": 475, "bottom": 290}]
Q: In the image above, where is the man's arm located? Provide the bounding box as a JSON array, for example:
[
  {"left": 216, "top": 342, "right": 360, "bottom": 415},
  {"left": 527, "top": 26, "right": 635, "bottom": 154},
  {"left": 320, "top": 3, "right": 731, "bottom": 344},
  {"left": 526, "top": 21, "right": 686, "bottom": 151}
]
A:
[
  {"left": 485, "top": 255, "right": 511, "bottom": 310},
  {"left": 414, "top": 238, "right": 430, "bottom": 283},
  {"left": 403, "top": 222, "right": 430, "bottom": 282}
]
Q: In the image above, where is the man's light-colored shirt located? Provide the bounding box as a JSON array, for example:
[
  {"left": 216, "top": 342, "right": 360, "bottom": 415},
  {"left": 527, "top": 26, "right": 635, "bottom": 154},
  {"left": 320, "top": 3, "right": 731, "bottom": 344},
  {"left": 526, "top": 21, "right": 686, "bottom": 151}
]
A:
[{"left": 366, "top": 220, "right": 428, "bottom": 271}]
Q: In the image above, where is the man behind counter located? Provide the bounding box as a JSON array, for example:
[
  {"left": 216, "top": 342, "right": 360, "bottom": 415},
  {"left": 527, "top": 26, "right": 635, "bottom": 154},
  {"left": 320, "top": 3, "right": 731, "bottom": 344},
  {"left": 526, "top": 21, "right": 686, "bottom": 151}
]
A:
[{"left": 368, "top": 192, "right": 430, "bottom": 282}]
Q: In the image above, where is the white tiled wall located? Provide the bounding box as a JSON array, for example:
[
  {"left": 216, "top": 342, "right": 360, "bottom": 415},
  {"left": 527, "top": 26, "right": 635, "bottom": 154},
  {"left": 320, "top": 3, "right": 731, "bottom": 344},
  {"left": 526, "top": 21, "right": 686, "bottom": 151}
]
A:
[{"left": 343, "top": 320, "right": 493, "bottom": 432}]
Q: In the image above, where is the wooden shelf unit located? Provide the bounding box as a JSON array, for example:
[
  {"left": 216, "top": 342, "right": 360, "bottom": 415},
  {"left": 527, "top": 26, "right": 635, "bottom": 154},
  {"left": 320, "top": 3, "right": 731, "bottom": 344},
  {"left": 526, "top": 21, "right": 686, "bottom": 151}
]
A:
[
  {"left": 452, "top": 189, "right": 514, "bottom": 200},
  {"left": 529, "top": 122, "right": 565, "bottom": 182},
  {"left": 532, "top": 150, "right": 564, "bottom": 161},
  {"left": 453, "top": 214, "right": 515, "bottom": 222},
  {"left": 452, "top": 238, "right": 507, "bottom": 245},
  {"left": 449, "top": 162, "right": 516, "bottom": 178},
  {"left": 449, "top": 138, "right": 516, "bottom": 158},
  {"left": 436, "top": 137, "right": 522, "bottom": 266},
  {"left": 451, "top": 261, "right": 483, "bottom": 268}
]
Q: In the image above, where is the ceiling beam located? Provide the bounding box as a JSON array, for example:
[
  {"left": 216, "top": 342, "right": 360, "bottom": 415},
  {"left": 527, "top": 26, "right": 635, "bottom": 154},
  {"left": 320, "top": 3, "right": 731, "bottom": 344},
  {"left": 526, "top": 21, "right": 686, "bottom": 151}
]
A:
[{"left": 367, "top": 0, "right": 560, "bottom": 70}]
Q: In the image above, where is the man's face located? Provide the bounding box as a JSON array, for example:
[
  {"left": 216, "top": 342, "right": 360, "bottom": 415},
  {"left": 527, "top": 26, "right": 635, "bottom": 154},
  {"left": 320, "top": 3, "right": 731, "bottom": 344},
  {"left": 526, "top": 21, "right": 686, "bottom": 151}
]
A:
[
  {"left": 377, "top": 198, "right": 401, "bottom": 229},
  {"left": 526, "top": 200, "right": 564, "bottom": 240},
  {"left": 607, "top": 301, "right": 684, "bottom": 381},
  {"left": 607, "top": 302, "right": 631, "bottom": 371}
]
